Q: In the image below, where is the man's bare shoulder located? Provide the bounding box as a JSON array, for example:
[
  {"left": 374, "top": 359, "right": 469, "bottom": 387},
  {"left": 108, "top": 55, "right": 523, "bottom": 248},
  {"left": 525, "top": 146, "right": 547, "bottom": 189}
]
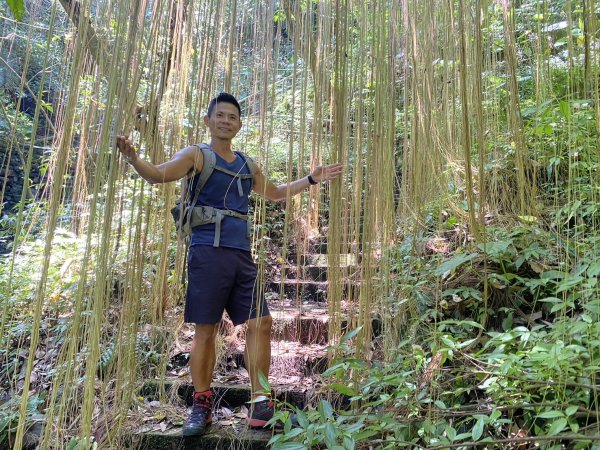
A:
[{"left": 175, "top": 144, "right": 205, "bottom": 173}]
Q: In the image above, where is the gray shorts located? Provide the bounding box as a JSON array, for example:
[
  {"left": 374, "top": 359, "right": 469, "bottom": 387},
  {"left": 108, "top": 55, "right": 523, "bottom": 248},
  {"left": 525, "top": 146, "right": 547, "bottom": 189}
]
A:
[{"left": 184, "top": 245, "right": 269, "bottom": 325}]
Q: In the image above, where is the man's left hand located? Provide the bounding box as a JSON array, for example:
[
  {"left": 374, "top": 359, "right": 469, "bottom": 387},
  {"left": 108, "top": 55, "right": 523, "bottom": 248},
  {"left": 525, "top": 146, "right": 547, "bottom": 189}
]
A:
[{"left": 311, "top": 163, "right": 343, "bottom": 183}]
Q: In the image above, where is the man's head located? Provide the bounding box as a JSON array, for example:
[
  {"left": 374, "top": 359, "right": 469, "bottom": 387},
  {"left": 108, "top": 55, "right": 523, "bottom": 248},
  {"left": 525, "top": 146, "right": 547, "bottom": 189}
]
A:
[
  {"left": 204, "top": 93, "right": 242, "bottom": 140},
  {"left": 207, "top": 92, "right": 241, "bottom": 118}
]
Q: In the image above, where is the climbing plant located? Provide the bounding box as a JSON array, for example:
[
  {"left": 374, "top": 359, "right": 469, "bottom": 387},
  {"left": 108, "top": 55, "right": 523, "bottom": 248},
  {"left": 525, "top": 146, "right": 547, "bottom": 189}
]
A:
[{"left": 0, "top": 0, "right": 599, "bottom": 448}]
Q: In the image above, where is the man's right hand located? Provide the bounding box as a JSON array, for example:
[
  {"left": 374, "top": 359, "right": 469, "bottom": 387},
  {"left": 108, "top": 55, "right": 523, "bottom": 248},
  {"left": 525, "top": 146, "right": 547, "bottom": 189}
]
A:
[{"left": 116, "top": 135, "right": 137, "bottom": 163}]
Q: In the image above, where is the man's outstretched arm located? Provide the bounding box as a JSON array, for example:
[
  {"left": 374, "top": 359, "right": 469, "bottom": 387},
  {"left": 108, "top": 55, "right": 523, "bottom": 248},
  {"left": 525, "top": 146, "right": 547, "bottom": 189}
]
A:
[
  {"left": 116, "top": 135, "right": 201, "bottom": 184},
  {"left": 252, "top": 162, "right": 343, "bottom": 201}
]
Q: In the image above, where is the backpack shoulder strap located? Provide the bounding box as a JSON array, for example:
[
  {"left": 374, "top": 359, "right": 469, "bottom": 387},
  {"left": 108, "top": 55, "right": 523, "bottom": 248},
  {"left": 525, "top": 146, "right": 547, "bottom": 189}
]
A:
[
  {"left": 234, "top": 151, "right": 257, "bottom": 178},
  {"left": 188, "top": 144, "right": 215, "bottom": 205}
]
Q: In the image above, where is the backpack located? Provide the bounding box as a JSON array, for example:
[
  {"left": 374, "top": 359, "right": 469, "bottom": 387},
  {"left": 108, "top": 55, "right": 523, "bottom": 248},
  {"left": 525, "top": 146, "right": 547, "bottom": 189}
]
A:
[{"left": 171, "top": 144, "right": 256, "bottom": 245}]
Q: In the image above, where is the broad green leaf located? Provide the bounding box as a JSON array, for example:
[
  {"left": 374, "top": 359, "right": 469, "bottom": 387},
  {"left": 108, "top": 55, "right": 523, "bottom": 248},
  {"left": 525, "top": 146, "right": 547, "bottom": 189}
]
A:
[
  {"left": 272, "top": 443, "right": 308, "bottom": 450},
  {"left": 322, "top": 362, "right": 347, "bottom": 377},
  {"left": 340, "top": 326, "right": 363, "bottom": 344},
  {"left": 318, "top": 400, "right": 334, "bottom": 420},
  {"left": 547, "top": 418, "right": 567, "bottom": 436},
  {"left": 537, "top": 410, "right": 564, "bottom": 419},
  {"left": 582, "top": 300, "right": 600, "bottom": 314},
  {"left": 7, "top": 0, "right": 25, "bottom": 21},
  {"left": 445, "top": 425, "right": 457, "bottom": 441},
  {"left": 295, "top": 409, "right": 309, "bottom": 428},
  {"left": 344, "top": 420, "right": 365, "bottom": 434},
  {"left": 328, "top": 383, "right": 357, "bottom": 397},
  {"left": 569, "top": 419, "right": 580, "bottom": 434},
  {"left": 559, "top": 101, "right": 571, "bottom": 120},
  {"left": 587, "top": 261, "right": 600, "bottom": 277},
  {"left": 354, "top": 429, "right": 379, "bottom": 441},
  {"left": 281, "top": 428, "right": 303, "bottom": 439},
  {"left": 477, "top": 240, "right": 512, "bottom": 255},
  {"left": 472, "top": 417, "right": 484, "bottom": 441},
  {"left": 565, "top": 406, "right": 578, "bottom": 417},
  {"left": 556, "top": 276, "right": 584, "bottom": 293},
  {"left": 258, "top": 371, "right": 271, "bottom": 392},
  {"left": 325, "top": 423, "right": 337, "bottom": 447},
  {"left": 267, "top": 434, "right": 283, "bottom": 446},
  {"left": 541, "top": 270, "right": 567, "bottom": 280},
  {"left": 435, "top": 253, "right": 478, "bottom": 276}
]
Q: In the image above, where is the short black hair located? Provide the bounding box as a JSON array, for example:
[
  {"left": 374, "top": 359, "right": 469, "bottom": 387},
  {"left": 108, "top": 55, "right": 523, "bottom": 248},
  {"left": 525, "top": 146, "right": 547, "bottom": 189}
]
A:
[{"left": 207, "top": 92, "right": 241, "bottom": 118}]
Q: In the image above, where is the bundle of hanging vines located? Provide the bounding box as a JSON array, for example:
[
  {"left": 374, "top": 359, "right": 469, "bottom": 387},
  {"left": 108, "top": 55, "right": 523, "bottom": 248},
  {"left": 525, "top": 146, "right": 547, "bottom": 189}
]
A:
[{"left": 1, "top": 0, "right": 599, "bottom": 448}]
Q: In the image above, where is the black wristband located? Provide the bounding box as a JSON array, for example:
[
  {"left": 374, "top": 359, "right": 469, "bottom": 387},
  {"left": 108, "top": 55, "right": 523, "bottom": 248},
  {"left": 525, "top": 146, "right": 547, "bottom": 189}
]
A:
[{"left": 307, "top": 175, "right": 318, "bottom": 185}]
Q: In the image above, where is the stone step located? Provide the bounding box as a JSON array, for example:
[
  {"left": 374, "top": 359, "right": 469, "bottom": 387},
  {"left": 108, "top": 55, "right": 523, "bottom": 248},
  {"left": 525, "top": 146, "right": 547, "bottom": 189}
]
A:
[
  {"left": 211, "top": 301, "right": 380, "bottom": 345},
  {"left": 142, "top": 380, "right": 317, "bottom": 410},
  {"left": 281, "top": 264, "right": 360, "bottom": 282},
  {"left": 270, "top": 302, "right": 381, "bottom": 344},
  {"left": 288, "top": 252, "right": 359, "bottom": 266},
  {"left": 229, "top": 340, "right": 328, "bottom": 377},
  {"left": 132, "top": 382, "right": 351, "bottom": 449},
  {"left": 267, "top": 279, "right": 357, "bottom": 303},
  {"left": 311, "top": 240, "right": 361, "bottom": 255},
  {"left": 167, "top": 340, "right": 329, "bottom": 383},
  {"left": 303, "top": 253, "right": 359, "bottom": 266},
  {"left": 130, "top": 425, "right": 271, "bottom": 450}
]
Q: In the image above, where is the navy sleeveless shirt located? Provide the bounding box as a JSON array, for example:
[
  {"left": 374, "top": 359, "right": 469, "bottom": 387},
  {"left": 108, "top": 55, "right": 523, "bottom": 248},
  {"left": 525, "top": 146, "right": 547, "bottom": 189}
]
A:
[{"left": 189, "top": 151, "right": 253, "bottom": 251}]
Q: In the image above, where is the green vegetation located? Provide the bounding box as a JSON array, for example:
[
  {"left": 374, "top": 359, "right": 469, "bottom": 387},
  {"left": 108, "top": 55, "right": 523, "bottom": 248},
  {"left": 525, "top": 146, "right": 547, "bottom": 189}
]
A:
[{"left": 1, "top": 0, "right": 600, "bottom": 448}]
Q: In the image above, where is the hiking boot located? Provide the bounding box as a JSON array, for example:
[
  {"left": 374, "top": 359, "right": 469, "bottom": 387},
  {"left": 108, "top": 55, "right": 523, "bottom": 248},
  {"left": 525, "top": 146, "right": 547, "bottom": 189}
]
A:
[
  {"left": 246, "top": 398, "right": 277, "bottom": 428},
  {"left": 182, "top": 390, "right": 213, "bottom": 436}
]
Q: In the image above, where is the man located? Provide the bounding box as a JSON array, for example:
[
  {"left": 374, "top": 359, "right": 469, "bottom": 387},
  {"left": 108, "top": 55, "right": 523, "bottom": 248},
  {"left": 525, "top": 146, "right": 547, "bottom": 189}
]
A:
[{"left": 116, "top": 92, "right": 343, "bottom": 436}]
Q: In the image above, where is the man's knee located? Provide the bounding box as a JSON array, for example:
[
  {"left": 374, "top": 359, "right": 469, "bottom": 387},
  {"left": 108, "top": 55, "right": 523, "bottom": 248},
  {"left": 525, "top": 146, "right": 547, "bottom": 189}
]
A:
[
  {"left": 194, "top": 323, "right": 219, "bottom": 342},
  {"left": 247, "top": 315, "right": 272, "bottom": 334}
]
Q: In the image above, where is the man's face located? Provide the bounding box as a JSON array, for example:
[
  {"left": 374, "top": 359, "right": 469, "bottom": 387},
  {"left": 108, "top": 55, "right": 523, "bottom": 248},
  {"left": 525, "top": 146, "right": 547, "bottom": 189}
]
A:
[{"left": 204, "top": 102, "right": 242, "bottom": 140}]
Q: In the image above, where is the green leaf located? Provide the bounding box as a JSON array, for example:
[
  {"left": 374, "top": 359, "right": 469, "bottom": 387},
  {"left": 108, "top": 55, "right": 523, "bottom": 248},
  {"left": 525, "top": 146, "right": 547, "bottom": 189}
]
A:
[
  {"left": 434, "top": 400, "right": 447, "bottom": 409},
  {"left": 325, "top": 423, "right": 337, "bottom": 447},
  {"left": 478, "top": 240, "right": 513, "bottom": 256},
  {"left": 272, "top": 443, "right": 308, "bottom": 450},
  {"left": 569, "top": 419, "right": 580, "bottom": 434},
  {"left": 258, "top": 371, "right": 271, "bottom": 393},
  {"left": 582, "top": 300, "right": 600, "bottom": 314},
  {"left": 354, "top": 429, "right": 378, "bottom": 441},
  {"left": 318, "top": 400, "right": 334, "bottom": 420},
  {"left": 7, "top": 0, "right": 25, "bottom": 20},
  {"left": 322, "top": 362, "right": 347, "bottom": 377},
  {"left": 587, "top": 261, "right": 600, "bottom": 277},
  {"left": 472, "top": 417, "right": 484, "bottom": 441},
  {"left": 340, "top": 326, "right": 363, "bottom": 344},
  {"left": 268, "top": 434, "right": 283, "bottom": 446},
  {"left": 537, "top": 410, "right": 564, "bottom": 419},
  {"left": 565, "top": 406, "right": 578, "bottom": 417},
  {"left": 328, "top": 383, "right": 357, "bottom": 397},
  {"left": 445, "top": 425, "right": 457, "bottom": 441},
  {"left": 547, "top": 418, "right": 567, "bottom": 436},
  {"left": 559, "top": 101, "right": 571, "bottom": 120},
  {"left": 295, "top": 409, "right": 309, "bottom": 428},
  {"left": 281, "top": 428, "right": 304, "bottom": 439},
  {"left": 435, "top": 253, "right": 478, "bottom": 276}
]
